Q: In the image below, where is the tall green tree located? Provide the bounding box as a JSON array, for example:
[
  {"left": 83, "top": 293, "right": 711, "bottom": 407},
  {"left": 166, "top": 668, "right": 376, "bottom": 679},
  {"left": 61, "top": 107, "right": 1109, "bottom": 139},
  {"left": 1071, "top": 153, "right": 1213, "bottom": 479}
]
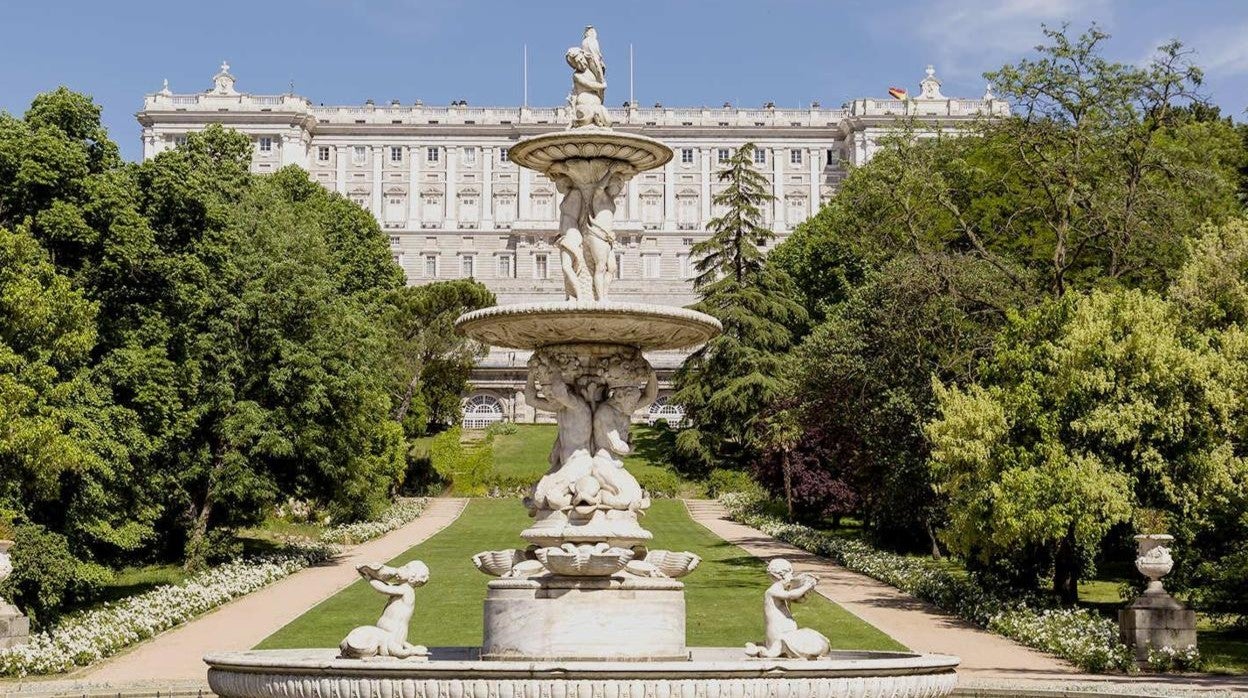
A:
[
  {"left": 381, "top": 280, "right": 494, "bottom": 437},
  {"left": 672, "top": 143, "right": 807, "bottom": 471},
  {"left": 927, "top": 288, "right": 1247, "bottom": 602}
]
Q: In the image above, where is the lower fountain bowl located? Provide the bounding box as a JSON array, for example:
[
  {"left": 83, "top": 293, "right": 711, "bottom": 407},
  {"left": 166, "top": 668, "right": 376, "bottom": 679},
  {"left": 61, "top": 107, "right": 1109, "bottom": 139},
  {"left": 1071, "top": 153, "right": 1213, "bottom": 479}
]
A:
[{"left": 205, "top": 647, "right": 960, "bottom": 698}]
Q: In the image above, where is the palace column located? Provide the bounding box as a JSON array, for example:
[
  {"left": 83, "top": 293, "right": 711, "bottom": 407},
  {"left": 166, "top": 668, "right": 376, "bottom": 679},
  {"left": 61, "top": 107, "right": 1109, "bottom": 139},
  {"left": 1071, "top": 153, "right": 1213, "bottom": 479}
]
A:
[
  {"left": 408, "top": 144, "right": 422, "bottom": 229},
  {"left": 519, "top": 167, "right": 532, "bottom": 220},
  {"left": 700, "top": 149, "right": 711, "bottom": 224},
  {"left": 627, "top": 177, "right": 639, "bottom": 224},
  {"left": 663, "top": 157, "right": 676, "bottom": 229},
  {"left": 809, "top": 147, "right": 820, "bottom": 217},
  {"left": 443, "top": 145, "right": 459, "bottom": 229},
  {"left": 336, "top": 145, "right": 348, "bottom": 195},
  {"left": 371, "top": 145, "right": 384, "bottom": 220},
  {"left": 771, "top": 146, "right": 784, "bottom": 230},
  {"left": 482, "top": 146, "right": 495, "bottom": 229}
]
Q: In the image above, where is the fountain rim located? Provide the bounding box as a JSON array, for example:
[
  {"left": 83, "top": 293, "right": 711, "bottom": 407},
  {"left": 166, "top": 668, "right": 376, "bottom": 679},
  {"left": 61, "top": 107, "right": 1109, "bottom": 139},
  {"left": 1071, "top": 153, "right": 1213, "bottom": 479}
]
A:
[
  {"left": 507, "top": 129, "right": 674, "bottom": 173},
  {"left": 454, "top": 301, "right": 722, "bottom": 351},
  {"left": 205, "top": 647, "right": 961, "bottom": 678}
]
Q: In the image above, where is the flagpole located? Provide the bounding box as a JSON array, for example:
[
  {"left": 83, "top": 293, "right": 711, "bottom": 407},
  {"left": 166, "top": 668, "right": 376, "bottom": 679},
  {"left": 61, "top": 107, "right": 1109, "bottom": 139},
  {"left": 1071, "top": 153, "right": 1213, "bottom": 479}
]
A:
[
  {"left": 629, "top": 43, "right": 634, "bottom": 106},
  {"left": 523, "top": 44, "right": 529, "bottom": 107}
]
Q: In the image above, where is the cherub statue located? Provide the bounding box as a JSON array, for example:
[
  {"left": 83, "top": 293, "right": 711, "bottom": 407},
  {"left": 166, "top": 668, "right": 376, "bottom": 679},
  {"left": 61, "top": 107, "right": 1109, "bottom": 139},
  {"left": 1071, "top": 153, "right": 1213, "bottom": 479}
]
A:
[
  {"left": 582, "top": 163, "right": 634, "bottom": 300},
  {"left": 339, "top": 561, "right": 430, "bottom": 660},
  {"left": 566, "top": 47, "right": 609, "bottom": 128},
  {"left": 588, "top": 352, "right": 656, "bottom": 511},
  {"left": 745, "top": 559, "right": 831, "bottom": 660},
  {"left": 549, "top": 162, "right": 591, "bottom": 300}
]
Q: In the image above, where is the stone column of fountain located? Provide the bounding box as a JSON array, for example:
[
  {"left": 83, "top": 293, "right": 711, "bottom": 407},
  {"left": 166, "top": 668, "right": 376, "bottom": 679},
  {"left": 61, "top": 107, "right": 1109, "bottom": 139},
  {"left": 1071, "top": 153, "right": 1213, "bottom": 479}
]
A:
[{"left": 454, "top": 27, "right": 718, "bottom": 661}]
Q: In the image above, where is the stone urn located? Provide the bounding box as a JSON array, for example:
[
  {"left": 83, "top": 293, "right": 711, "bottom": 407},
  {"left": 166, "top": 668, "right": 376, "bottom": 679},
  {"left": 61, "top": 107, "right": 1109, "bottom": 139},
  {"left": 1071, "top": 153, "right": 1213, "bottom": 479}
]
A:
[{"left": 1134, "top": 534, "right": 1174, "bottom": 595}]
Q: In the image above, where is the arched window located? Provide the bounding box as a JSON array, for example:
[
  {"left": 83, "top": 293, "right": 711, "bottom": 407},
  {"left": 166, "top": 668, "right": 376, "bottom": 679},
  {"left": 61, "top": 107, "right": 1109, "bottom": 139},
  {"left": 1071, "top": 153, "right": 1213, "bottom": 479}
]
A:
[
  {"left": 462, "top": 394, "right": 504, "bottom": 429},
  {"left": 647, "top": 396, "right": 685, "bottom": 428}
]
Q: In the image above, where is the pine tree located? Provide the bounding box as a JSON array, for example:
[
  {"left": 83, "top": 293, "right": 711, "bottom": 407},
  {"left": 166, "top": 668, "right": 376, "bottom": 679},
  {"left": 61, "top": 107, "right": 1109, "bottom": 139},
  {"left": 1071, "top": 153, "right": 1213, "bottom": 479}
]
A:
[{"left": 672, "top": 143, "right": 807, "bottom": 472}]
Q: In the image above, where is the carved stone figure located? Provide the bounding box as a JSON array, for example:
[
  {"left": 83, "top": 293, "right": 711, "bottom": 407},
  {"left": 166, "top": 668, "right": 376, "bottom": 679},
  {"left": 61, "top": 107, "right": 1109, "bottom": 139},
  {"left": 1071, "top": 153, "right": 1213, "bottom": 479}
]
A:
[
  {"left": 339, "top": 561, "right": 430, "bottom": 660},
  {"left": 566, "top": 47, "right": 609, "bottom": 129},
  {"left": 745, "top": 559, "right": 830, "bottom": 660},
  {"left": 549, "top": 163, "right": 592, "bottom": 299},
  {"left": 583, "top": 163, "right": 634, "bottom": 300},
  {"left": 524, "top": 355, "right": 596, "bottom": 512}
]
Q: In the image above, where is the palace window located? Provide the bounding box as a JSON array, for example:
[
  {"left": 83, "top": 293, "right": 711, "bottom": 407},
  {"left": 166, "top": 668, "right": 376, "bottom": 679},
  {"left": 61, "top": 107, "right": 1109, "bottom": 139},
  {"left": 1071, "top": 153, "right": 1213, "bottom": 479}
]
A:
[
  {"left": 317, "top": 146, "right": 330, "bottom": 162},
  {"left": 614, "top": 252, "right": 626, "bottom": 279},
  {"left": 499, "top": 147, "right": 509, "bottom": 161},
  {"left": 462, "top": 147, "right": 477, "bottom": 165},
  {"left": 497, "top": 254, "right": 514, "bottom": 278},
  {"left": 462, "top": 394, "right": 504, "bottom": 429},
  {"left": 642, "top": 254, "right": 661, "bottom": 279},
  {"left": 385, "top": 195, "right": 405, "bottom": 222},
  {"left": 173, "top": 135, "right": 188, "bottom": 147},
  {"left": 461, "top": 254, "right": 475, "bottom": 278},
  {"left": 426, "top": 146, "right": 440, "bottom": 163},
  {"left": 389, "top": 235, "right": 401, "bottom": 246},
  {"left": 678, "top": 253, "right": 692, "bottom": 280},
  {"left": 790, "top": 149, "right": 803, "bottom": 165},
  {"left": 392, "top": 252, "right": 404, "bottom": 266},
  {"left": 680, "top": 148, "right": 694, "bottom": 164},
  {"left": 352, "top": 146, "right": 367, "bottom": 164},
  {"left": 754, "top": 149, "right": 766, "bottom": 165},
  {"left": 534, "top": 253, "right": 549, "bottom": 279},
  {"left": 826, "top": 148, "right": 836, "bottom": 166},
  {"left": 390, "top": 146, "right": 403, "bottom": 163},
  {"left": 258, "top": 137, "right": 273, "bottom": 153},
  {"left": 682, "top": 237, "right": 694, "bottom": 247},
  {"left": 424, "top": 254, "right": 438, "bottom": 278},
  {"left": 717, "top": 148, "right": 730, "bottom": 163}
]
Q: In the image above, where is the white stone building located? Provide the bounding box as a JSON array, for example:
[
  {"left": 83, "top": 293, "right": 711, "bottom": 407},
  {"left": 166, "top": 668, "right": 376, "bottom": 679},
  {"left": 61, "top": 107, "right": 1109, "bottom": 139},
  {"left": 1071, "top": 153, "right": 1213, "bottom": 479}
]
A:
[{"left": 137, "top": 63, "right": 1007, "bottom": 427}]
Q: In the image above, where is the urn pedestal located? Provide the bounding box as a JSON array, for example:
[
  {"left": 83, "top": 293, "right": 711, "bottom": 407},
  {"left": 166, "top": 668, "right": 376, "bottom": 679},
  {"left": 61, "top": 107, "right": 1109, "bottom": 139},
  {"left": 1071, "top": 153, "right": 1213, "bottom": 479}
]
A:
[{"left": 1119, "top": 534, "right": 1197, "bottom": 663}]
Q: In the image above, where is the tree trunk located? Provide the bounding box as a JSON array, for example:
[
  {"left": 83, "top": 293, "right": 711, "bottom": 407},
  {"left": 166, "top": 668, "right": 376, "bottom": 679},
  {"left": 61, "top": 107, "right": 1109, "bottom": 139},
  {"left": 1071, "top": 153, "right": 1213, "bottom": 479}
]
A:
[
  {"left": 185, "top": 436, "right": 224, "bottom": 572},
  {"left": 925, "top": 519, "right": 943, "bottom": 560},
  {"left": 1052, "top": 528, "right": 1080, "bottom": 604},
  {"left": 782, "top": 457, "right": 794, "bottom": 520},
  {"left": 392, "top": 367, "right": 424, "bottom": 424}
]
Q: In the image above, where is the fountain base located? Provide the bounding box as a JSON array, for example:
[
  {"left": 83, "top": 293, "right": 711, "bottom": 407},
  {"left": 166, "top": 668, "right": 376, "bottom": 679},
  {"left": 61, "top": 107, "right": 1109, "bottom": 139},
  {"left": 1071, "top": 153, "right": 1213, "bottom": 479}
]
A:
[
  {"left": 205, "top": 648, "right": 959, "bottom": 698},
  {"left": 483, "top": 575, "right": 686, "bottom": 661}
]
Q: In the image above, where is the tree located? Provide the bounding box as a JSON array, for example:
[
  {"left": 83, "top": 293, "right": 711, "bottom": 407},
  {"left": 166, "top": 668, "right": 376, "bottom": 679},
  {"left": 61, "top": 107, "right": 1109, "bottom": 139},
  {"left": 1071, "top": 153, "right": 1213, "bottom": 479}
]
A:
[
  {"left": 380, "top": 280, "right": 495, "bottom": 437},
  {"left": 927, "top": 289, "right": 1247, "bottom": 602},
  {"left": 671, "top": 144, "right": 807, "bottom": 472}
]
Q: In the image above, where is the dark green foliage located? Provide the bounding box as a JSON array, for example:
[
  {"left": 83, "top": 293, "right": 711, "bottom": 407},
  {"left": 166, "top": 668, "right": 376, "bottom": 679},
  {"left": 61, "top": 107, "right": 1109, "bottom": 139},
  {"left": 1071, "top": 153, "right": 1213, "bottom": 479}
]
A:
[
  {"left": 4, "top": 524, "right": 110, "bottom": 626},
  {"left": 672, "top": 144, "right": 808, "bottom": 473}
]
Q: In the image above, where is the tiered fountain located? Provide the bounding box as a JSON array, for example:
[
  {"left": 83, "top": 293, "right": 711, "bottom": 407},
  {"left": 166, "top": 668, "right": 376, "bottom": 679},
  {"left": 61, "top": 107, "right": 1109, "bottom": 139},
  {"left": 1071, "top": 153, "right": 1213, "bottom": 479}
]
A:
[{"left": 204, "top": 27, "right": 959, "bottom": 698}]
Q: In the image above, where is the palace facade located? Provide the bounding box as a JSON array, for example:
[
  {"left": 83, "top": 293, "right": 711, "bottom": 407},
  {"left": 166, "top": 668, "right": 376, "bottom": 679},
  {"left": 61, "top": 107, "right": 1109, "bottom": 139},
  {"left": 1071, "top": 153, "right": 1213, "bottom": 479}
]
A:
[{"left": 137, "top": 63, "right": 1007, "bottom": 427}]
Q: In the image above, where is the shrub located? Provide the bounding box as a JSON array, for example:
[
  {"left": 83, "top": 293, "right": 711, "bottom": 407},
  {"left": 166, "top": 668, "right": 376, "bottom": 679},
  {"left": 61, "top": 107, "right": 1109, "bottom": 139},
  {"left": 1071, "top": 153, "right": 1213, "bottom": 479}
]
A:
[
  {"left": 485, "top": 421, "right": 518, "bottom": 437},
  {"left": 636, "top": 470, "right": 682, "bottom": 499},
  {"left": 705, "top": 468, "right": 760, "bottom": 498},
  {"left": 3, "top": 524, "right": 111, "bottom": 628},
  {"left": 719, "top": 492, "right": 1136, "bottom": 673},
  {"left": 0, "top": 541, "right": 333, "bottom": 676},
  {"left": 1147, "top": 645, "right": 1202, "bottom": 673},
  {"left": 320, "top": 498, "right": 428, "bottom": 545}
]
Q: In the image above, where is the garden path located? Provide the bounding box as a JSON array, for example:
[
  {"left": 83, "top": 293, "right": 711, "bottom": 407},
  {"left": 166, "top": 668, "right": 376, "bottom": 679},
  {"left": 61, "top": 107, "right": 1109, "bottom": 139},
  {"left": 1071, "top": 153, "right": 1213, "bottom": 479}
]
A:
[
  {"left": 684, "top": 499, "right": 1248, "bottom": 694},
  {"left": 78, "top": 497, "right": 469, "bottom": 683}
]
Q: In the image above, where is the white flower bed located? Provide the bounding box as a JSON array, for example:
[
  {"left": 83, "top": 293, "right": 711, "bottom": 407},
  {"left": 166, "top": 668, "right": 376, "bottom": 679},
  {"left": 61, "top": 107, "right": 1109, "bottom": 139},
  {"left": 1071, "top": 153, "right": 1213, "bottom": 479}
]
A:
[
  {"left": 719, "top": 492, "right": 1137, "bottom": 673},
  {"left": 0, "top": 542, "right": 334, "bottom": 677},
  {"left": 320, "top": 497, "right": 428, "bottom": 545}
]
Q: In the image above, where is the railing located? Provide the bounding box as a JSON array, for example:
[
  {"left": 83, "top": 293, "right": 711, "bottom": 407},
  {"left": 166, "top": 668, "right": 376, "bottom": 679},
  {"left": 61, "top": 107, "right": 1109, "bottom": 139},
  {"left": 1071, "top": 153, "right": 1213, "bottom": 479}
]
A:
[{"left": 144, "top": 92, "right": 1004, "bottom": 124}]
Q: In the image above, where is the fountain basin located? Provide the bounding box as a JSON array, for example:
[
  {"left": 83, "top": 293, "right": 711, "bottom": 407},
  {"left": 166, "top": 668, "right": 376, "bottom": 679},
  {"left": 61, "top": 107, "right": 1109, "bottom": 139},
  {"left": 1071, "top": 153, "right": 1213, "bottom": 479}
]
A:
[
  {"left": 454, "top": 302, "right": 721, "bottom": 351},
  {"left": 205, "top": 647, "right": 960, "bottom": 698},
  {"left": 508, "top": 130, "right": 673, "bottom": 172}
]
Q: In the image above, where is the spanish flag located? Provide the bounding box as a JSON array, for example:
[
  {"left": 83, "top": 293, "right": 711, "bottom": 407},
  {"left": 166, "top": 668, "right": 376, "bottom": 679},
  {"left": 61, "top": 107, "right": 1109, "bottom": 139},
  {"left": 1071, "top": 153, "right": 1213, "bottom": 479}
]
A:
[{"left": 888, "top": 86, "right": 908, "bottom": 100}]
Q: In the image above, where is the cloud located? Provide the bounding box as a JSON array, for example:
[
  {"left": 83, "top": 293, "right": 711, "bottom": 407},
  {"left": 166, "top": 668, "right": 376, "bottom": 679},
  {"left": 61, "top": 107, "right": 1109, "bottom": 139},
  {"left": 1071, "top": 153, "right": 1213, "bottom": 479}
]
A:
[
  {"left": 1191, "top": 21, "right": 1248, "bottom": 75},
  {"left": 898, "top": 0, "right": 1115, "bottom": 79}
]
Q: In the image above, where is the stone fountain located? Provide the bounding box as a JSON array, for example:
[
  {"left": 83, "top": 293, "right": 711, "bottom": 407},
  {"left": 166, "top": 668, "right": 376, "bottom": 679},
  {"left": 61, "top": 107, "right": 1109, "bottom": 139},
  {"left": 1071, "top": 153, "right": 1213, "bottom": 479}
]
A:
[{"left": 203, "top": 27, "right": 959, "bottom": 698}]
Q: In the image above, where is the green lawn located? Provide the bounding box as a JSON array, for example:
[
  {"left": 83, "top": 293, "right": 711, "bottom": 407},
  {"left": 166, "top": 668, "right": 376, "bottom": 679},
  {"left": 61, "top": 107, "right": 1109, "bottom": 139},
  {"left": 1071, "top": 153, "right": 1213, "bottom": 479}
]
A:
[{"left": 257, "top": 498, "right": 904, "bottom": 651}]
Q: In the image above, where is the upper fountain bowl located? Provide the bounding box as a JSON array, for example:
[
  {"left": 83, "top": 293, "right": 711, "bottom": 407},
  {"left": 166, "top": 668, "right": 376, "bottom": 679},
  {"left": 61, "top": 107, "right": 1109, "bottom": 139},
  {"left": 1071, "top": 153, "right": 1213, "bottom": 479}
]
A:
[
  {"left": 509, "top": 130, "right": 673, "bottom": 173},
  {"left": 455, "top": 301, "right": 721, "bottom": 351}
]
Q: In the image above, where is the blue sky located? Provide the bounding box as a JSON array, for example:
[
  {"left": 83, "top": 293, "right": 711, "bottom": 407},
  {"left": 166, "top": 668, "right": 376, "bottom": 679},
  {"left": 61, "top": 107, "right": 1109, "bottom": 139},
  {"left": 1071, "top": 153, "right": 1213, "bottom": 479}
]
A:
[{"left": 3, "top": 1, "right": 1248, "bottom": 161}]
